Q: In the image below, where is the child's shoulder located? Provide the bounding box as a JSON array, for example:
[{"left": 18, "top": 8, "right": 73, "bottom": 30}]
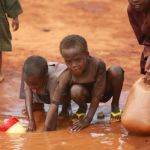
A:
[{"left": 89, "top": 56, "right": 106, "bottom": 71}]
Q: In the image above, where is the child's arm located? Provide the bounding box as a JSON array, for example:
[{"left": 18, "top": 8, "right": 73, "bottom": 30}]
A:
[
  {"left": 72, "top": 63, "right": 106, "bottom": 131},
  {"left": 44, "top": 102, "right": 58, "bottom": 131},
  {"left": 24, "top": 84, "right": 36, "bottom": 131},
  {"left": 44, "top": 70, "right": 71, "bottom": 131}
]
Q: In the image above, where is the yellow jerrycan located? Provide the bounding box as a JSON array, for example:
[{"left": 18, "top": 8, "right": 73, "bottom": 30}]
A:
[{"left": 122, "top": 77, "right": 150, "bottom": 135}]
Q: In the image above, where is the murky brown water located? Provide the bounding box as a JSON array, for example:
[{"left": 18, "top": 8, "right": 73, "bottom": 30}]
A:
[{"left": 0, "top": 118, "right": 150, "bottom": 150}]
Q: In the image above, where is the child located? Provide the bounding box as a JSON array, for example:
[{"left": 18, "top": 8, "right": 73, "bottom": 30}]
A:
[
  {"left": 0, "top": 0, "right": 23, "bottom": 81},
  {"left": 20, "top": 56, "right": 70, "bottom": 131},
  {"left": 58, "top": 34, "right": 124, "bottom": 131},
  {"left": 127, "top": 0, "right": 150, "bottom": 75}
]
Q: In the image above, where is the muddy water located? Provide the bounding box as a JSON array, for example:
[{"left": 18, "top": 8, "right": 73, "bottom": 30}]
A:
[
  {"left": 0, "top": 72, "right": 149, "bottom": 150},
  {"left": 0, "top": 117, "right": 150, "bottom": 150}
]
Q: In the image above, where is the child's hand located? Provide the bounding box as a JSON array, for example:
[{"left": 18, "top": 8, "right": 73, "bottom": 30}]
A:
[
  {"left": 27, "top": 120, "right": 36, "bottom": 132},
  {"left": 71, "top": 118, "right": 90, "bottom": 132},
  {"left": 12, "top": 17, "right": 19, "bottom": 31}
]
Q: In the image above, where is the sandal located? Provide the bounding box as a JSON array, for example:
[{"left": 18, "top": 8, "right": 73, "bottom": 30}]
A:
[
  {"left": 110, "top": 110, "right": 123, "bottom": 123},
  {"left": 71, "top": 112, "right": 85, "bottom": 123}
]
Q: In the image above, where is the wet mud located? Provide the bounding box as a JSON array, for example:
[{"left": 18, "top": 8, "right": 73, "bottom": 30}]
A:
[{"left": 0, "top": 0, "right": 149, "bottom": 149}]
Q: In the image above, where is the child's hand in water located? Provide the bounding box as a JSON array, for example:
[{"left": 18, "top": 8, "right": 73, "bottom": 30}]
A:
[
  {"left": 28, "top": 120, "right": 36, "bottom": 132},
  {"left": 71, "top": 118, "right": 90, "bottom": 132}
]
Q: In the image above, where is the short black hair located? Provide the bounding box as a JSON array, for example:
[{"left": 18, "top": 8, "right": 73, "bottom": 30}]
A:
[
  {"left": 23, "top": 56, "right": 48, "bottom": 78},
  {"left": 59, "top": 34, "right": 88, "bottom": 54}
]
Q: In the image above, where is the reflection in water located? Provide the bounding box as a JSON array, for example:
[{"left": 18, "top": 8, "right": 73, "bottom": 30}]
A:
[
  {"left": 90, "top": 132, "right": 105, "bottom": 138},
  {"left": 118, "top": 125, "right": 128, "bottom": 150},
  {"left": 0, "top": 134, "right": 25, "bottom": 150}
]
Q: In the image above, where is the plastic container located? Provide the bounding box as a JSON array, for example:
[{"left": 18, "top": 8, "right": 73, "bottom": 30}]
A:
[
  {"left": 0, "top": 117, "right": 26, "bottom": 133},
  {"left": 122, "top": 78, "right": 150, "bottom": 135}
]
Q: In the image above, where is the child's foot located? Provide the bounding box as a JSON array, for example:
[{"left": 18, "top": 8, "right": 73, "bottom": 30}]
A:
[
  {"left": 71, "top": 104, "right": 87, "bottom": 122},
  {"left": 22, "top": 103, "right": 44, "bottom": 114},
  {"left": 110, "top": 110, "right": 123, "bottom": 123},
  {"left": 0, "top": 73, "right": 4, "bottom": 82},
  {"left": 110, "top": 105, "right": 122, "bottom": 122}
]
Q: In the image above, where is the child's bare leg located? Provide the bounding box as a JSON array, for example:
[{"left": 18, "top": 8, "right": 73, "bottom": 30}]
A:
[
  {"left": 70, "top": 84, "right": 88, "bottom": 114},
  {"left": 0, "top": 52, "right": 4, "bottom": 82},
  {"left": 107, "top": 65, "right": 124, "bottom": 113}
]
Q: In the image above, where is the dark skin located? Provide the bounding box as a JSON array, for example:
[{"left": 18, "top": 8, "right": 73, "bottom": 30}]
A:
[
  {"left": 0, "top": 16, "right": 19, "bottom": 82},
  {"left": 24, "top": 74, "right": 58, "bottom": 132},
  {"left": 61, "top": 48, "right": 103, "bottom": 131},
  {"left": 129, "top": 0, "right": 150, "bottom": 36},
  {"left": 128, "top": 0, "right": 150, "bottom": 12}
]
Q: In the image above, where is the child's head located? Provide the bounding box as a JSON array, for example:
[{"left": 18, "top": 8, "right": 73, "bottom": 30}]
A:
[
  {"left": 59, "top": 34, "right": 89, "bottom": 76},
  {"left": 128, "top": 0, "right": 150, "bottom": 12},
  {"left": 23, "top": 56, "right": 48, "bottom": 91}
]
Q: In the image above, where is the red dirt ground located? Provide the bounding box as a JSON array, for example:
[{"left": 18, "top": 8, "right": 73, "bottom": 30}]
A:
[{"left": 0, "top": 0, "right": 149, "bottom": 150}]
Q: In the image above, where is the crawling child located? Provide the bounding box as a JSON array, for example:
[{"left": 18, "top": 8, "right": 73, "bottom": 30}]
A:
[{"left": 20, "top": 56, "right": 70, "bottom": 131}]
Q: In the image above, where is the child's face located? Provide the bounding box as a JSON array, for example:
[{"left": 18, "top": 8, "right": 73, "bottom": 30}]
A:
[
  {"left": 61, "top": 48, "right": 89, "bottom": 76},
  {"left": 129, "top": 0, "right": 150, "bottom": 11},
  {"left": 24, "top": 75, "right": 47, "bottom": 92}
]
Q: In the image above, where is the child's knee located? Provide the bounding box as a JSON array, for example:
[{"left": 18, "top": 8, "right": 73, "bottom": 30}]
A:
[
  {"left": 70, "top": 84, "right": 88, "bottom": 100},
  {"left": 108, "top": 65, "right": 124, "bottom": 80}
]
